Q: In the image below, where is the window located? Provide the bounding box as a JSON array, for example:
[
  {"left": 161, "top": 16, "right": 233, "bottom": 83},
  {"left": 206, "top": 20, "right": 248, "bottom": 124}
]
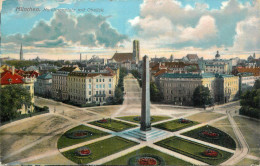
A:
[
  {"left": 103, "top": 90, "right": 105, "bottom": 94},
  {"left": 99, "top": 84, "right": 102, "bottom": 88},
  {"left": 100, "top": 79, "right": 101, "bottom": 82},
  {"left": 109, "top": 84, "right": 112, "bottom": 88},
  {"left": 89, "top": 91, "right": 91, "bottom": 95},
  {"left": 96, "top": 85, "right": 98, "bottom": 88},
  {"left": 96, "top": 91, "right": 98, "bottom": 94},
  {"left": 103, "top": 79, "right": 105, "bottom": 82},
  {"left": 96, "top": 79, "right": 98, "bottom": 82},
  {"left": 89, "top": 79, "right": 91, "bottom": 82},
  {"left": 103, "top": 84, "right": 105, "bottom": 88},
  {"left": 109, "top": 90, "right": 112, "bottom": 94},
  {"left": 109, "top": 79, "right": 111, "bottom": 82},
  {"left": 89, "top": 84, "right": 91, "bottom": 89}
]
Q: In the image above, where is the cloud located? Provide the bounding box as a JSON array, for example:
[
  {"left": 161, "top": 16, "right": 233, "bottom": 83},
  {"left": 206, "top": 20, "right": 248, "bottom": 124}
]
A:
[
  {"left": 129, "top": 0, "right": 253, "bottom": 49},
  {"left": 233, "top": 16, "right": 260, "bottom": 51},
  {"left": 2, "top": 12, "right": 128, "bottom": 48}
]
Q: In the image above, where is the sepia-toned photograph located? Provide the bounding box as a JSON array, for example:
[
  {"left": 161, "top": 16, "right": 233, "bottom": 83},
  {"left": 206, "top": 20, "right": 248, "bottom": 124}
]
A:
[{"left": 0, "top": 0, "right": 259, "bottom": 165}]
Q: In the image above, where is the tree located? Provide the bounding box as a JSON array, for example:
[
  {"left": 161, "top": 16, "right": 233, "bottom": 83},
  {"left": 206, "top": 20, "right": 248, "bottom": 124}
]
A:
[
  {"left": 150, "top": 82, "right": 163, "bottom": 102},
  {"left": 114, "top": 86, "right": 124, "bottom": 104},
  {"left": 131, "top": 70, "right": 141, "bottom": 79},
  {"left": 192, "top": 85, "right": 213, "bottom": 107},
  {"left": 0, "top": 85, "right": 32, "bottom": 122},
  {"left": 254, "top": 79, "right": 260, "bottom": 89}
]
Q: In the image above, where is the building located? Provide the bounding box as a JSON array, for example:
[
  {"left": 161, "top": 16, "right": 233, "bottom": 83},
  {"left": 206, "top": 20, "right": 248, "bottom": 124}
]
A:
[
  {"left": 0, "top": 66, "right": 34, "bottom": 114},
  {"left": 67, "top": 71, "right": 117, "bottom": 105},
  {"left": 158, "top": 73, "right": 215, "bottom": 106},
  {"left": 186, "top": 54, "right": 199, "bottom": 62},
  {"left": 237, "top": 72, "right": 260, "bottom": 93},
  {"left": 52, "top": 66, "right": 80, "bottom": 101},
  {"left": 111, "top": 40, "right": 140, "bottom": 65},
  {"left": 158, "top": 73, "right": 239, "bottom": 106},
  {"left": 34, "top": 73, "right": 52, "bottom": 97},
  {"left": 214, "top": 74, "right": 239, "bottom": 103},
  {"left": 20, "top": 44, "right": 23, "bottom": 60}
]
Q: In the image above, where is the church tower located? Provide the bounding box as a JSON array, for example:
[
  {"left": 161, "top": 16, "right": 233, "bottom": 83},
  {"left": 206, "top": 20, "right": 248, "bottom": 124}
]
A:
[
  {"left": 215, "top": 50, "right": 220, "bottom": 60},
  {"left": 133, "top": 40, "right": 140, "bottom": 63},
  {"left": 20, "top": 43, "right": 23, "bottom": 60}
]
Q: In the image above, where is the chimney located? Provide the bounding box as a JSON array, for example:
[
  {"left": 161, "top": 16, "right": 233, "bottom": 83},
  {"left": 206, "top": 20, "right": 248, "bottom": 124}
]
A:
[{"left": 12, "top": 66, "right": 15, "bottom": 75}]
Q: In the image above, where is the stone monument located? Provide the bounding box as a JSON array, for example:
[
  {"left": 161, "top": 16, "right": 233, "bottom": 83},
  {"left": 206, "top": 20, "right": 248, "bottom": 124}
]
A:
[
  {"left": 123, "top": 55, "right": 167, "bottom": 141},
  {"left": 140, "top": 55, "right": 151, "bottom": 131}
]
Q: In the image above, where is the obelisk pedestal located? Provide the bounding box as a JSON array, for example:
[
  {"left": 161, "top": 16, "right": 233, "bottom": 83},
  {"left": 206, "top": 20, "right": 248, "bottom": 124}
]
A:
[{"left": 140, "top": 55, "right": 151, "bottom": 131}]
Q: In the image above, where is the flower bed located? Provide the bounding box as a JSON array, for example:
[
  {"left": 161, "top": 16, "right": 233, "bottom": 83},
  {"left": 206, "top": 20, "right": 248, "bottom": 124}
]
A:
[
  {"left": 97, "top": 118, "right": 109, "bottom": 123},
  {"left": 66, "top": 130, "right": 93, "bottom": 139},
  {"left": 128, "top": 154, "right": 165, "bottom": 166},
  {"left": 200, "top": 131, "right": 220, "bottom": 139},
  {"left": 203, "top": 149, "right": 218, "bottom": 157},
  {"left": 76, "top": 146, "right": 91, "bottom": 156},
  {"left": 178, "top": 118, "right": 193, "bottom": 124}
]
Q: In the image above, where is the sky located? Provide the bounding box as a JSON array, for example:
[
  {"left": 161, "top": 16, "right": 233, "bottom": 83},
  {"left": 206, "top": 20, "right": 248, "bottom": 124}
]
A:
[{"left": 1, "top": 0, "right": 260, "bottom": 60}]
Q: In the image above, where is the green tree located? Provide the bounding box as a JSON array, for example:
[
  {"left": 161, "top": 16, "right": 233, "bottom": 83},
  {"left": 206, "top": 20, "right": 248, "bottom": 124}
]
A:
[
  {"left": 192, "top": 85, "right": 213, "bottom": 107},
  {"left": 0, "top": 85, "right": 32, "bottom": 122},
  {"left": 114, "top": 86, "right": 124, "bottom": 104},
  {"left": 254, "top": 79, "right": 260, "bottom": 89},
  {"left": 131, "top": 69, "right": 141, "bottom": 79},
  {"left": 187, "top": 65, "right": 198, "bottom": 72},
  {"left": 150, "top": 82, "right": 163, "bottom": 102}
]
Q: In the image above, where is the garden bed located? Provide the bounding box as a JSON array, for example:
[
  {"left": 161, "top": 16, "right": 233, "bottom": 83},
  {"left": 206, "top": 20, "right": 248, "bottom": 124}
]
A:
[
  {"left": 155, "top": 136, "right": 233, "bottom": 165},
  {"left": 62, "top": 136, "right": 138, "bottom": 164},
  {"left": 57, "top": 125, "right": 109, "bottom": 149},
  {"left": 182, "top": 125, "right": 236, "bottom": 150},
  {"left": 89, "top": 119, "right": 137, "bottom": 132},
  {"left": 152, "top": 118, "right": 199, "bottom": 132},
  {"left": 105, "top": 146, "right": 191, "bottom": 165}
]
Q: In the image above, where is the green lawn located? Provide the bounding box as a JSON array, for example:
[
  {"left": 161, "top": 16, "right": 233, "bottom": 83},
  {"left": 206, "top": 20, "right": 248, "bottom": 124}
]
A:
[
  {"left": 153, "top": 119, "right": 199, "bottom": 132},
  {"left": 117, "top": 116, "right": 171, "bottom": 124},
  {"left": 62, "top": 136, "right": 139, "bottom": 164},
  {"left": 155, "top": 136, "right": 233, "bottom": 165},
  {"left": 105, "top": 146, "right": 192, "bottom": 165},
  {"left": 57, "top": 125, "right": 109, "bottom": 149},
  {"left": 182, "top": 125, "right": 236, "bottom": 150},
  {"left": 89, "top": 119, "right": 137, "bottom": 132}
]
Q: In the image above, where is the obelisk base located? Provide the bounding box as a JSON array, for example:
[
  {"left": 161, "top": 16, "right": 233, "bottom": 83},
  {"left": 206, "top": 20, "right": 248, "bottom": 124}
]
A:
[{"left": 140, "top": 122, "right": 151, "bottom": 131}]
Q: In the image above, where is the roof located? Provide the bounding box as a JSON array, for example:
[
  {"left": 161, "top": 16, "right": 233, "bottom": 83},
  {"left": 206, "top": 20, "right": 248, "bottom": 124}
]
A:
[
  {"left": 215, "top": 73, "right": 236, "bottom": 78},
  {"left": 37, "top": 73, "right": 52, "bottom": 79},
  {"left": 161, "top": 73, "right": 215, "bottom": 79},
  {"left": 58, "top": 66, "right": 78, "bottom": 72},
  {"left": 186, "top": 54, "right": 199, "bottom": 61},
  {"left": 154, "top": 69, "right": 168, "bottom": 77},
  {"left": 69, "top": 71, "right": 114, "bottom": 77},
  {"left": 236, "top": 67, "right": 260, "bottom": 76},
  {"left": 112, "top": 53, "right": 133, "bottom": 63},
  {"left": 1, "top": 70, "right": 24, "bottom": 85}
]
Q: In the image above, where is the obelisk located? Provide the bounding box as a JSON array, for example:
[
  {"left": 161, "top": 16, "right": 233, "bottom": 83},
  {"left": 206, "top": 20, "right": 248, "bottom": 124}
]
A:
[{"left": 140, "top": 55, "right": 151, "bottom": 131}]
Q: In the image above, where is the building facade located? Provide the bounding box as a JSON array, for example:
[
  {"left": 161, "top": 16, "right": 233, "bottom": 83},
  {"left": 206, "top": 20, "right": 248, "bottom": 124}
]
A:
[
  {"left": 34, "top": 73, "right": 52, "bottom": 97},
  {"left": 67, "top": 71, "right": 117, "bottom": 105},
  {"left": 158, "top": 73, "right": 239, "bottom": 106},
  {"left": 52, "top": 66, "right": 80, "bottom": 101}
]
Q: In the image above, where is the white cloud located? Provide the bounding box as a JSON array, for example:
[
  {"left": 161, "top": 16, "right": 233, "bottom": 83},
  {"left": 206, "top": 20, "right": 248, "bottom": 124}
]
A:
[
  {"left": 179, "top": 15, "right": 217, "bottom": 42},
  {"left": 233, "top": 16, "right": 260, "bottom": 51}
]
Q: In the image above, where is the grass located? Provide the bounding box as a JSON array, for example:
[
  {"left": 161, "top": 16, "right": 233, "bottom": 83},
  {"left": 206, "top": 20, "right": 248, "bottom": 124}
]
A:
[
  {"left": 88, "top": 119, "right": 137, "bottom": 132},
  {"left": 105, "top": 146, "right": 192, "bottom": 165},
  {"left": 182, "top": 125, "right": 236, "bottom": 150},
  {"left": 185, "top": 112, "right": 225, "bottom": 123},
  {"left": 155, "top": 136, "right": 233, "bottom": 165},
  {"left": 236, "top": 158, "right": 259, "bottom": 165},
  {"left": 62, "top": 136, "right": 139, "bottom": 164},
  {"left": 153, "top": 119, "right": 199, "bottom": 132},
  {"left": 57, "top": 125, "right": 109, "bottom": 149},
  {"left": 117, "top": 115, "right": 171, "bottom": 124}
]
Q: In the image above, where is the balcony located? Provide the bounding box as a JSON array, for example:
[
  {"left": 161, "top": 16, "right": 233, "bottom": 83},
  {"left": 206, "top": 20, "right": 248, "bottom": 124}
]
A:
[{"left": 94, "top": 94, "right": 106, "bottom": 97}]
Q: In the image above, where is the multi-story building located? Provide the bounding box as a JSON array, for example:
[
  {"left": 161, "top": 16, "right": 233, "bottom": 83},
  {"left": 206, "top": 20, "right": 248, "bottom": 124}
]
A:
[
  {"left": 238, "top": 72, "right": 260, "bottom": 93},
  {"left": 67, "top": 71, "right": 117, "bottom": 105},
  {"left": 158, "top": 73, "right": 239, "bottom": 106},
  {"left": 0, "top": 66, "right": 34, "bottom": 114},
  {"left": 34, "top": 73, "right": 52, "bottom": 97},
  {"left": 52, "top": 66, "right": 80, "bottom": 101},
  {"left": 158, "top": 73, "right": 215, "bottom": 106},
  {"left": 214, "top": 74, "right": 239, "bottom": 103}
]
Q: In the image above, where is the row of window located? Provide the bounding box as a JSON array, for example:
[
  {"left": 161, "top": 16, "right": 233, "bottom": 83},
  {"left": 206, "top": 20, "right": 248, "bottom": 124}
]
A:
[{"left": 68, "top": 78, "right": 112, "bottom": 83}]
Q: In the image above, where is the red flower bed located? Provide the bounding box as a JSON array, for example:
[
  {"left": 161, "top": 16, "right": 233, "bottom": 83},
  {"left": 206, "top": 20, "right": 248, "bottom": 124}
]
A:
[
  {"left": 204, "top": 149, "right": 218, "bottom": 157},
  {"left": 138, "top": 157, "right": 157, "bottom": 165},
  {"left": 202, "top": 131, "right": 219, "bottom": 137},
  {"left": 74, "top": 132, "right": 87, "bottom": 137},
  {"left": 179, "top": 118, "right": 191, "bottom": 123},
  {"left": 79, "top": 149, "right": 91, "bottom": 155},
  {"left": 98, "top": 119, "right": 108, "bottom": 123}
]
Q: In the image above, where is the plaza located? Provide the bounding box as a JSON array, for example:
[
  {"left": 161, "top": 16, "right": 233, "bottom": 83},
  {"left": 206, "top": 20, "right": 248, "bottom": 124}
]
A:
[{"left": 0, "top": 74, "right": 259, "bottom": 165}]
